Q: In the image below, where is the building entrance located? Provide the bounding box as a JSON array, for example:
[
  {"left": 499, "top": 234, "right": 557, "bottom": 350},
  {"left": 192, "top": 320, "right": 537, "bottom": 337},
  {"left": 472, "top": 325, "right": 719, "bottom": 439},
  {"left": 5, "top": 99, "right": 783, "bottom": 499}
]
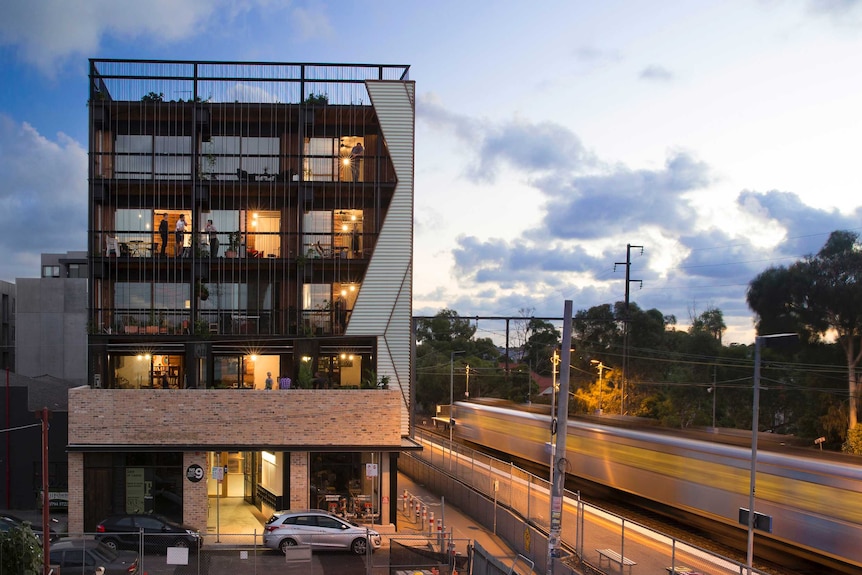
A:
[{"left": 206, "top": 451, "right": 265, "bottom": 535}]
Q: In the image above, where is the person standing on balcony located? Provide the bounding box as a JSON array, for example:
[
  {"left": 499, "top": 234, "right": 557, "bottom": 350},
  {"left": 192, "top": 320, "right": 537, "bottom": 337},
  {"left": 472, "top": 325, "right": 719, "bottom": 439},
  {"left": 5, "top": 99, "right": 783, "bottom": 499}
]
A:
[
  {"left": 158, "top": 213, "right": 169, "bottom": 256},
  {"left": 350, "top": 142, "right": 363, "bottom": 182},
  {"left": 206, "top": 219, "right": 218, "bottom": 258},
  {"left": 175, "top": 214, "right": 187, "bottom": 256}
]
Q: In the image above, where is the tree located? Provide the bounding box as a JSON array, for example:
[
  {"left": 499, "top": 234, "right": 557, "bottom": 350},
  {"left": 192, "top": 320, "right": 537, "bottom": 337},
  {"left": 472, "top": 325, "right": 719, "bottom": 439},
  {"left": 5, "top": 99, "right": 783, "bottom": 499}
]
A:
[
  {"left": 0, "top": 524, "right": 43, "bottom": 574},
  {"left": 511, "top": 307, "right": 536, "bottom": 356},
  {"left": 747, "top": 230, "right": 862, "bottom": 436},
  {"left": 690, "top": 306, "right": 727, "bottom": 344},
  {"left": 416, "top": 309, "right": 476, "bottom": 344},
  {"left": 522, "top": 319, "right": 561, "bottom": 376}
]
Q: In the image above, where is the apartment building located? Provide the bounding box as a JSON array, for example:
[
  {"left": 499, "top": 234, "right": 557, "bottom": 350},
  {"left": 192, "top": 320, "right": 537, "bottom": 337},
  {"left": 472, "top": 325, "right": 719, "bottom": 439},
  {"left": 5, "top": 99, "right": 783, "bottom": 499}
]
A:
[{"left": 75, "top": 59, "right": 415, "bottom": 534}]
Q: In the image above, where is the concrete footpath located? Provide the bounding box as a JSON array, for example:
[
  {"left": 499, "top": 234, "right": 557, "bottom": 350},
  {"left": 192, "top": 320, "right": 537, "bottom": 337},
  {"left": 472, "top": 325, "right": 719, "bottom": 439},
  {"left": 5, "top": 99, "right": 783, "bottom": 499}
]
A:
[{"left": 395, "top": 472, "right": 537, "bottom": 574}]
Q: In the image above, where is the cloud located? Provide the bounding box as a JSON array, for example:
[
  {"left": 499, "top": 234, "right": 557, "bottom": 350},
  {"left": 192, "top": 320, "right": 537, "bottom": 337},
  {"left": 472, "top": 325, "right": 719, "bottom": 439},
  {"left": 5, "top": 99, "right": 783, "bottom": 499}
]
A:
[
  {"left": 737, "top": 189, "right": 860, "bottom": 255},
  {"left": 0, "top": 0, "right": 295, "bottom": 76},
  {"left": 290, "top": 4, "right": 335, "bottom": 41},
  {"left": 470, "top": 119, "right": 596, "bottom": 182},
  {"left": 536, "top": 152, "right": 711, "bottom": 240},
  {"left": 573, "top": 45, "right": 623, "bottom": 64},
  {"left": 417, "top": 92, "right": 484, "bottom": 144},
  {"left": 453, "top": 236, "right": 605, "bottom": 287},
  {"left": 639, "top": 65, "right": 673, "bottom": 82},
  {"left": 0, "top": 115, "right": 87, "bottom": 281},
  {"left": 806, "top": 0, "right": 862, "bottom": 17},
  {"left": 418, "top": 96, "right": 597, "bottom": 183}
]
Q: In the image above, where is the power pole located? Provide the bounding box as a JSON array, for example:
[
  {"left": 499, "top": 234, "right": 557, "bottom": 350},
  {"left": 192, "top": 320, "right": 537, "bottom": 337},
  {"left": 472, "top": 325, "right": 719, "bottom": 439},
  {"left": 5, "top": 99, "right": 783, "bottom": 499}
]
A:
[
  {"left": 546, "top": 300, "right": 573, "bottom": 575},
  {"left": 614, "top": 244, "right": 642, "bottom": 415},
  {"left": 39, "top": 408, "right": 51, "bottom": 575}
]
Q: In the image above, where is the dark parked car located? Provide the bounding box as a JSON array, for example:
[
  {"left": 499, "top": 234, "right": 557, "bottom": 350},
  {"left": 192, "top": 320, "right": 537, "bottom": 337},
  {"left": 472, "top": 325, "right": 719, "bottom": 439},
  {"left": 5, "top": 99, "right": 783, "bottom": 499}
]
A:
[
  {"left": 96, "top": 513, "right": 201, "bottom": 553},
  {"left": 0, "top": 512, "right": 60, "bottom": 543},
  {"left": 49, "top": 538, "right": 139, "bottom": 575}
]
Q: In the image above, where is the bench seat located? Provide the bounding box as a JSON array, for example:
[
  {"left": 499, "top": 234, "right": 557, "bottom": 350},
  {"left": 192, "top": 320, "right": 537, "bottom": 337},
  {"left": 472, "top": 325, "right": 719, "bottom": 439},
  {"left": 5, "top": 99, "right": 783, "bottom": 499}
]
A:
[{"left": 596, "top": 548, "right": 636, "bottom": 573}]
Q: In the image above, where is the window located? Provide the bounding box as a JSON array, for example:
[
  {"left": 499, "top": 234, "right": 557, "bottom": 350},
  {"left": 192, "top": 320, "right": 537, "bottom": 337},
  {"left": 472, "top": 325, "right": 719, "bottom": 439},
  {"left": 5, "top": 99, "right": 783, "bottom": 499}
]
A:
[
  {"left": 42, "top": 265, "right": 60, "bottom": 278},
  {"left": 303, "top": 138, "right": 339, "bottom": 181},
  {"left": 303, "top": 210, "right": 332, "bottom": 256},
  {"left": 154, "top": 136, "right": 192, "bottom": 180},
  {"left": 207, "top": 137, "right": 279, "bottom": 180},
  {"left": 115, "top": 135, "right": 152, "bottom": 179},
  {"left": 68, "top": 263, "right": 86, "bottom": 278},
  {"left": 115, "top": 135, "right": 192, "bottom": 179}
]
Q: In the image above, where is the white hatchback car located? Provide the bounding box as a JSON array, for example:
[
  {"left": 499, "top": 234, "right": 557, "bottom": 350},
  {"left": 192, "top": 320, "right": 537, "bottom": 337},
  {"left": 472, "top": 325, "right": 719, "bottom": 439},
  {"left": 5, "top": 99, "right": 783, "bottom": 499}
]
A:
[{"left": 263, "top": 509, "right": 382, "bottom": 555}]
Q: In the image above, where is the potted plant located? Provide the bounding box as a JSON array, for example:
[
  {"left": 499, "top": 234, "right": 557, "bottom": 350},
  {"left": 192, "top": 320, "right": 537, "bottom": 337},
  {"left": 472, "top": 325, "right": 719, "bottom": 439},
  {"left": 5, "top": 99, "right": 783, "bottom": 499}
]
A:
[
  {"left": 145, "top": 310, "right": 159, "bottom": 334},
  {"left": 195, "top": 281, "right": 209, "bottom": 301},
  {"left": 225, "top": 232, "right": 240, "bottom": 257},
  {"left": 124, "top": 315, "right": 139, "bottom": 335}
]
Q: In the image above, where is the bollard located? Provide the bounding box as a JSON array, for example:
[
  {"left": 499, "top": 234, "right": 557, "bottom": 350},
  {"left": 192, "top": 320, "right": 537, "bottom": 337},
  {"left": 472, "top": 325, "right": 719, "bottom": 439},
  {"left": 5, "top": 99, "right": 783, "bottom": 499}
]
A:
[
  {"left": 437, "top": 517, "right": 443, "bottom": 547},
  {"left": 403, "top": 489, "right": 408, "bottom": 513},
  {"left": 448, "top": 527, "right": 455, "bottom": 557},
  {"left": 429, "top": 511, "right": 434, "bottom": 536},
  {"left": 422, "top": 505, "right": 427, "bottom": 530}
]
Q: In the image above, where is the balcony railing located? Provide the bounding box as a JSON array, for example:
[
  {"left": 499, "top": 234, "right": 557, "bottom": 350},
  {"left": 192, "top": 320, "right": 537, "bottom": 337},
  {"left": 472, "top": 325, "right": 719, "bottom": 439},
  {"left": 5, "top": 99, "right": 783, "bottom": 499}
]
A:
[{"left": 90, "top": 308, "right": 352, "bottom": 338}]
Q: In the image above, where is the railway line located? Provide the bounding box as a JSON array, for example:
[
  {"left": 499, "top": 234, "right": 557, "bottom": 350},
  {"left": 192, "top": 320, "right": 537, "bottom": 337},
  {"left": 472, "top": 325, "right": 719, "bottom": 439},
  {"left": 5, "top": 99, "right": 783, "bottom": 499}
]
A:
[{"left": 431, "top": 399, "right": 862, "bottom": 575}]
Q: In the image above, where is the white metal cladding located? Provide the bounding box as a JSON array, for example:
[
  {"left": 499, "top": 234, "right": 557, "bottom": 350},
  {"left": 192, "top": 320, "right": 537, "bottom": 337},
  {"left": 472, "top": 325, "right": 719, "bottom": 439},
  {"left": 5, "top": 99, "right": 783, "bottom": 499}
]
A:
[{"left": 347, "top": 80, "right": 415, "bottom": 435}]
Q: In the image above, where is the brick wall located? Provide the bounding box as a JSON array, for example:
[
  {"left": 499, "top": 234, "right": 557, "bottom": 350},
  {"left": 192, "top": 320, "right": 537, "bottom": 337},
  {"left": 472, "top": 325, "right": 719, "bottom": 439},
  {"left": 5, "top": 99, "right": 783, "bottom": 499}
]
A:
[
  {"left": 67, "top": 453, "right": 84, "bottom": 535},
  {"left": 68, "top": 388, "right": 403, "bottom": 447},
  {"left": 289, "top": 452, "right": 309, "bottom": 510},
  {"left": 183, "top": 452, "right": 208, "bottom": 532}
]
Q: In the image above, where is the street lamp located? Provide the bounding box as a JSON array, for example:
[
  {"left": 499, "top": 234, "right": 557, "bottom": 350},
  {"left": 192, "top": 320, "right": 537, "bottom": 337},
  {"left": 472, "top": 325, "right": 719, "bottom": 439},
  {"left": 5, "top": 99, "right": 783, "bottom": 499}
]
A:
[
  {"left": 707, "top": 385, "right": 717, "bottom": 430},
  {"left": 747, "top": 333, "right": 797, "bottom": 574},
  {"left": 590, "top": 360, "right": 611, "bottom": 415},
  {"left": 449, "top": 350, "right": 465, "bottom": 468}
]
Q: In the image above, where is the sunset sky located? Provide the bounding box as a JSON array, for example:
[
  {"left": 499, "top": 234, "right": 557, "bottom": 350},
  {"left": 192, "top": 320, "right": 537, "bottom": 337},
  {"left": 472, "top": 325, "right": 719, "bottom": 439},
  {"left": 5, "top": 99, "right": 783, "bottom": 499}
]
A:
[{"left": 2, "top": 0, "right": 861, "bottom": 344}]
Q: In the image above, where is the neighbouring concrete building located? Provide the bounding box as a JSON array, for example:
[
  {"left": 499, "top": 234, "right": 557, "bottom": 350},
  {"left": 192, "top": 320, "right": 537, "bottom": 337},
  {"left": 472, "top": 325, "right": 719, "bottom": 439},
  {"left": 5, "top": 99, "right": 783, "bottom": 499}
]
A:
[
  {"left": 74, "top": 59, "right": 416, "bottom": 534},
  {"left": 0, "top": 280, "right": 14, "bottom": 372},
  {"left": 15, "top": 252, "right": 88, "bottom": 386}
]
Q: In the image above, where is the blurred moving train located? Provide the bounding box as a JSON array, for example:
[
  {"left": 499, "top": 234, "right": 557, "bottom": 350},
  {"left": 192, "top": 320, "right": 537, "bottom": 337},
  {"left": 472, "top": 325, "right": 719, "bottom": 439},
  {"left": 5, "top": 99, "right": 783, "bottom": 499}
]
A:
[{"left": 451, "top": 400, "right": 862, "bottom": 571}]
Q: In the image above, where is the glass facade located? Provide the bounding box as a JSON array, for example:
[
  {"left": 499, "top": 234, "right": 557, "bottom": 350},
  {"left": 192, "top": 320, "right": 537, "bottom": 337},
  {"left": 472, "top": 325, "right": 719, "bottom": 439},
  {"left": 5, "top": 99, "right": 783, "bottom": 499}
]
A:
[{"left": 79, "top": 59, "right": 414, "bottom": 535}]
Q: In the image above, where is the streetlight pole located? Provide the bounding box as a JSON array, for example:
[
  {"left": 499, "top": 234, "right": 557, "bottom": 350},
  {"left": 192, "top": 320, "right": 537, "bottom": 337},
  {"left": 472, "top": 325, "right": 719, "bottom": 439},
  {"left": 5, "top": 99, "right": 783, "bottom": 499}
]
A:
[
  {"left": 590, "top": 360, "right": 610, "bottom": 414},
  {"left": 747, "top": 333, "right": 796, "bottom": 574},
  {"left": 449, "top": 350, "right": 464, "bottom": 470},
  {"left": 547, "top": 300, "right": 573, "bottom": 575}
]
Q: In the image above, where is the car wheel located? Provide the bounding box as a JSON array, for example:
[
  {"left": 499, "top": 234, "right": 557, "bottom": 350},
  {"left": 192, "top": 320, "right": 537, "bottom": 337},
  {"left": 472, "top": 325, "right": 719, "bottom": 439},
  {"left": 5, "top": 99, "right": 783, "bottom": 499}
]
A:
[
  {"left": 351, "top": 537, "right": 368, "bottom": 555},
  {"left": 100, "top": 537, "right": 120, "bottom": 551},
  {"left": 279, "top": 538, "right": 298, "bottom": 554}
]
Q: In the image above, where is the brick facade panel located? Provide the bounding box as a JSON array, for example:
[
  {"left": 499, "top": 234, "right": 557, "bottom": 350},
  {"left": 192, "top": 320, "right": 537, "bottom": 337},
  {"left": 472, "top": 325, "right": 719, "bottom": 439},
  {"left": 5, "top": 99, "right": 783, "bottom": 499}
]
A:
[{"left": 69, "top": 388, "right": 402, "bottom": 447}]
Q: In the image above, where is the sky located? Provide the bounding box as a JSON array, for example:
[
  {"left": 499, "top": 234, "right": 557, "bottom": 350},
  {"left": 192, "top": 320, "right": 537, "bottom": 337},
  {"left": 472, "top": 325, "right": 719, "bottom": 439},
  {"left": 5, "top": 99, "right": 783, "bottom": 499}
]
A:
[{"left": 1, "top": 0, "right": 861, "bottom": 346}]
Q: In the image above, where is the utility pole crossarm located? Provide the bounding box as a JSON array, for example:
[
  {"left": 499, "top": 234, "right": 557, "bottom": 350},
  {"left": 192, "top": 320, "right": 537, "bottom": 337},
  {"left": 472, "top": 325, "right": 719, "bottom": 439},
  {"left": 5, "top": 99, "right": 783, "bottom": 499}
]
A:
[{"left": 614, "top": 243, "right": 643, "bottom": 416}]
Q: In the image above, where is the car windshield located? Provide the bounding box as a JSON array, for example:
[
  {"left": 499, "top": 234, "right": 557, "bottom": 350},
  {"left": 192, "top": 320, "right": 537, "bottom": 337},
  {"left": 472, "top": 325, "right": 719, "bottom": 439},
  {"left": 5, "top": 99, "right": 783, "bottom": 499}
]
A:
[{"left": 90, "top": 544, "right": 119, "bottom": 562}]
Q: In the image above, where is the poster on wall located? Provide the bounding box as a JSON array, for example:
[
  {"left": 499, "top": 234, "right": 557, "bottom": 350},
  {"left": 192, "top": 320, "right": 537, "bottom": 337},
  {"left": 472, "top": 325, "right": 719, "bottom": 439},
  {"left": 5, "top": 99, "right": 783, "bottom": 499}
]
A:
[{"left": 126, "top": 468, "right": 147, "bottom": 512}]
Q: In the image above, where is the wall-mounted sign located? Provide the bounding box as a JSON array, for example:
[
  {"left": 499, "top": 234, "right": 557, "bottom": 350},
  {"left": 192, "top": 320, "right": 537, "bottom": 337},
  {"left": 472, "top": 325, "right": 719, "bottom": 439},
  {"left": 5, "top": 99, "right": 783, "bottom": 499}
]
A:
[{"left": 186, "top": 464, "right": 204, "bottom": 483}]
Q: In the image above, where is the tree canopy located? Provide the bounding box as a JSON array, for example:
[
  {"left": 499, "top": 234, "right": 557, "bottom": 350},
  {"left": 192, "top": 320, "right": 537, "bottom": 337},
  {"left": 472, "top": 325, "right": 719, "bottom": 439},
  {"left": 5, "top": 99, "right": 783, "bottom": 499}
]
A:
[
  {"left": 747, "top": 230, "right": 862, "bottom": 437},
  {"left": 413, "top": 237, "right": 862, "bottom": 453}
]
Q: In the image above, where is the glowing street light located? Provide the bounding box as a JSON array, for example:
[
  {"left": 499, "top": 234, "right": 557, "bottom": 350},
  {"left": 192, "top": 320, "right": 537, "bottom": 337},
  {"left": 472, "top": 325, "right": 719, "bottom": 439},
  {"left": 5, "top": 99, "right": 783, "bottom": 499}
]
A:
[{"left": 590, "top": 360, "right": 612, "bottom": 415}]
